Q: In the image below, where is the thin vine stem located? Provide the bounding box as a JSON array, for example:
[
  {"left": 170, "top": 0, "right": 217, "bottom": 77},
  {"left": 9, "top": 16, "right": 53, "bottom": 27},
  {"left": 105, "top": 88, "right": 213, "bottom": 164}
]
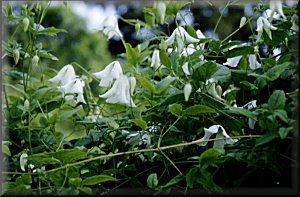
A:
[{"left": 1, "top": 134, "right": 261, "bottom": 176}]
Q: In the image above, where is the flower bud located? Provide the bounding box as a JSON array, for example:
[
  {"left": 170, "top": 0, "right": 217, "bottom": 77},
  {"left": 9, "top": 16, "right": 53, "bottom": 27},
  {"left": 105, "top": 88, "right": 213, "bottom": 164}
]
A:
[
  {"left": 184, "top": 83, "right": 192, "bottom": 102},
  {"left": 20, "top": 153, "right": 28, "bottom": 172},
  {"left": 32, "top": 55, "right": 39, "bottom": 67},
  {"left": 239, "top": 16, "right": 246, "bottom": 28},
  {"left": 24, "top": 99, "right": 30, "bottom": 111},
  {"left": 157, "top": 1, "right": 166, "bottom": 24},
  {"left": 216, "top": 85, "right": 222, "bottom": 97},
  {"left": 13, "top": 49, "right": 20, "bottom": 64},
  {"left": 22, "top": 17, "right": 30, "bottom": 32},
  {"left": 128, "top": 76, "right": 136, "bottom": 96},
  {"left": 135, "top": 22, "right": 140, "bottom": 33}
]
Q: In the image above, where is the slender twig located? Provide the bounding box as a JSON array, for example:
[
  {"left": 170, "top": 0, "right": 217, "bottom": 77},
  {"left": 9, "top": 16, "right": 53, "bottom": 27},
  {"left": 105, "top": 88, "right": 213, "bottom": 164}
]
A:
[
  {"left": 158, "top": 148, "right": 183, "bottom": 175},
  {"left": 2, "top": 134, "right": 261, "bottom": 176}
]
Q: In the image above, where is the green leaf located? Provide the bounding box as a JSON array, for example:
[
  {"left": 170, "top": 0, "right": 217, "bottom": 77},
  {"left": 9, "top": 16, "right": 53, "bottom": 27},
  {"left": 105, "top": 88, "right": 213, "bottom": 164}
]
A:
[
  {"left": 131, "top": 119, "right": 147, "bottom": 130},
  {"left": 186, "top": 167, "right": 198, "bottom": 188},
  {"left": 220, "top": 41, "right": 243, "bottom": 51},
  {"left": 273, "top": 109, "right": 289, "bottom": 123},
  {"left": 27, "top": 153, "right": 61, "bottom": 165},
  {"left": 4, "top": 83, "right": 29, "bottom": 99},
  {"left": 79, "top": 187, "right": 92, "bottom": 195},
  {"left": 51, "top": 149, "right": 87, "bottom": 164},
  {"left": 278, "top": 127, "right": 293, "bottom": 139},
  {"left": 225, "top": 46, "right": 254, "bottom": 58},
  {"left": 208, "top": 39, "right": 221, "bottom": 51},
  {"left": 182, "top": 105, "right": 216, "bottom": 116},
  {"left": 193, "top": 61, "right": 217, "bottom": 82},
  {"left": 210, "top": 64, "right": 231, "bottom": 83},
  {"left": 168, "top": 103, "right": 182, "bottom": 117},
  {"left": 268, "top": 90, "right": 286, "bottom": 111},
  {"left": 135, "top": 75, "right": 155, "bottom": 93},
  {"left": 2, "top": 143, "right": 11, "bottom": 156},
  {"left": 240, "top": 81, "right": 258, "bottom": 90},
  {"left": 159, "top": 50, "right": 171, "bottom": 68},
  {"left": 155, "top": 76, "right": 176, "bottom": 94},
  {"left": 199, "top": 148, "right": 223, "bottom": 166},
  {"left": 82, "top": 175, "right": 118, "bottom": 186},
  {"left": 159, "top": 174, "right": 184, "bottom": 189},
  {"left": 225, "top": 107, "right": 256, "bottom": 120},
  {"left": 265, "top": 62, "right": 290, "bottom": 81},
  {"left": 36, "top": 27, "right": 67, "bottom": 36},
  {"left": 125, "top": 43, "right": 138, "bottom": 65},
  {"left": 255, "top": 132, "right": 277, "bottom": 147},
  {"left": 147, "top": 173, "right": 158, "bottom": 188}
]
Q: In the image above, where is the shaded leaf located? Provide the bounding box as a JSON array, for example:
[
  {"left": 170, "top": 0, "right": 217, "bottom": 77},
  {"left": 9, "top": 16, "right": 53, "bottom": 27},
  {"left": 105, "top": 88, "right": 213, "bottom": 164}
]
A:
[
  {"left": 147, "top": 173, "right": 158, "bottom": 188},
  {"left": 131, "top": 119, "right": 147, "bottom": 130},
  {"left": 168, "top": 103, "right": 182, "bottom": 117},
  {"left": 82, "top": 175, "right": 118, "bottom": 186},
  {"left": 182, "top": 105, "right": 216, "bottom": 116},
  {"left": 255, "top": 132, "right": 277, "bottom": 147}
]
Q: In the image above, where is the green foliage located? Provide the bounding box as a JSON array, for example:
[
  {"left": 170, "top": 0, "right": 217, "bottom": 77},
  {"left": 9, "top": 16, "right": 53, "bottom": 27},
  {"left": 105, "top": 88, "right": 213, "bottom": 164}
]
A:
[{"left": 2, "top": 0, "right": 298, "bottom": 195}]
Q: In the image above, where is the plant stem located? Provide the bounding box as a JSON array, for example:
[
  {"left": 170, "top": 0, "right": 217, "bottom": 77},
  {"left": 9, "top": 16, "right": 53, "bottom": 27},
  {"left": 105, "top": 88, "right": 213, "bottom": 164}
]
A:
[{"left": 158, "top": 148, "right": 183, "bottom": 175}]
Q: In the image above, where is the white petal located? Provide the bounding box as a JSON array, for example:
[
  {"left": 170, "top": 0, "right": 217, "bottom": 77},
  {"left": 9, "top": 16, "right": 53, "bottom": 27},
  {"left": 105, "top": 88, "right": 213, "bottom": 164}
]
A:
[
  {"left": 182, "top": 62, "right": 191, "bottom": 75},
  {"left": 256, "top": 17, "right": 264, "bottom": 32},
  {"left": 49, "top": 64, "right": 76, "bottom": 86},
  {"left": 224, "top": 56, "right": 242, "bottom": 68},
  {"left": 178, "top": 26, "right": 199, "bottom": 43},
  {"left": 196, "top": 29, "right": 206, "bottom": 39},
  {"left": 207, "top": 81, "right": 224, "bottom": 101},
  {"left": 128, "top": 76, "right": 136, "bottom": 96},
  {"left": 248, "top": 54, "right": 261, "bottom": 69},
  {"left": 93, "top": 61, "right": 123, "bottom": 87},
  {"left": 150, "top": 49, "right": 161, "bottom": 69}
]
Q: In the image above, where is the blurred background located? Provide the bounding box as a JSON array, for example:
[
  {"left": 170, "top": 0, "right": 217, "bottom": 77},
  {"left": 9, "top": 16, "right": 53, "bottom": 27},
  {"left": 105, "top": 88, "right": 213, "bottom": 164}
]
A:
[{"left": 4, "top": 0, "right": 298, "bottom": 73}]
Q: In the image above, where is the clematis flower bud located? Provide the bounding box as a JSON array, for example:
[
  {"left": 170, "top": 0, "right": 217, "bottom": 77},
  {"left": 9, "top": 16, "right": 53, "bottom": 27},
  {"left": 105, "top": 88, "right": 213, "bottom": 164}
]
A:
[
  {"left": 20, "top": 153, "right": 28, "bottom": 172},
  {"left": 184, "top": 83, "right": 192, "bottom": 102},
  {"left": 13, "top": 49, "right": 20, "bottom": 64},
  {"left": 22, "top": 17, "right": 30, "bottom": 32},
  {"left": 32, "top": 55, "right": 39, "bottom": 68},
  {"left": 128, "top": 76, "right": 136, "bottom": 96}
]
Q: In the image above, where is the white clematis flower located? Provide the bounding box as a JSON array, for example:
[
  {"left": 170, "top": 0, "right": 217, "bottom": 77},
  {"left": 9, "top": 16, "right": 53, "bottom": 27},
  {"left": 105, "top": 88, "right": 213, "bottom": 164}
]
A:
[
  {"left": 93, "top": 61, "right": 123, "bottom": 87},
  {"left": 57, "top": 78, "right": 86, "bottom": 104},
  {"left": 165, "top": 26, "right": 199, "bottom": 53},
  {"left": 150, "top": 49, "right": 162, "bottom": 70},
  {"left": 100, "top": 74, "right": 136, "bottom": 107},
  {"left": 224, "top": 56, "right": 243, "bottom": 68},
  {"left": 128, "top": 76, "right": 136, "bottom": 96},
  {"left": 206, "top": 79, "right": 224, "bottom": 101},
  {"left": 48, "top": 64, "right": 76, "bottom": 86},
  {"left": 182, "top": 62, "right": 191, "bottom": 75},
  {"left": 99, "top": 14, "right": 123, "bottom": 39},
  {"left": 256, "top": 16, "right": 277, "bottom": 41},
  {"left": 248, "top": 54, "right": 262, "bottom": 69},
  {"left": 269, "top": 0, "right": 286, "bottom": 19},
  {"left": 194, "top": 125, "right": 238, "bottom": 149}
]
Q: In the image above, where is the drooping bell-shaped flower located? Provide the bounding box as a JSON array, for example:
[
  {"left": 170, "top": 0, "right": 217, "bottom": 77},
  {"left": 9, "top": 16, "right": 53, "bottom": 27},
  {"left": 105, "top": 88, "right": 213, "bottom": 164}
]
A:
[
  {"left": 194, "top": 125, "right": 238, "bottom": 149},
  {"left": 256, "top": 16, "right": 277, "bottom": 41},
  {"left": 248, "top": 54, "right": 261, "bottom": 69},
  {"left": 99, "top": 14, "right": 123, "bottom": 39},
  {"left": 57, "top": 78, "right": 86, "bottom": 104},
  {"left": 182, "top": 62, "right": 191, "bottom": 75},
  {"left": 128, "top": 76, "right": 136, "bottom": 96},
  {"left": 150, "top": 49, "right": 162, "bottom": 70},
  {"left": 182, "top": 44, "right": 197, "bottom": 57},
  {"left": 93, "top": 61, "right": 123, "bottom": 87},
  {"left": 206, "top": 79, "right": 224, "bottom": 101},
  {"left": 165, "top": 26, "right": 199, "bottom": 53},
  {"left": 100, "top": 74, "right": 136, "bottom": 107},
  {"left": 224, "top": 56, "right": 243, "bottom": 68},
  {"left": 48, "top": 64, "right": 76, "bottom": 86},
  {"left": 269, "top": 0, "right": 286, "bottom": 19}
]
